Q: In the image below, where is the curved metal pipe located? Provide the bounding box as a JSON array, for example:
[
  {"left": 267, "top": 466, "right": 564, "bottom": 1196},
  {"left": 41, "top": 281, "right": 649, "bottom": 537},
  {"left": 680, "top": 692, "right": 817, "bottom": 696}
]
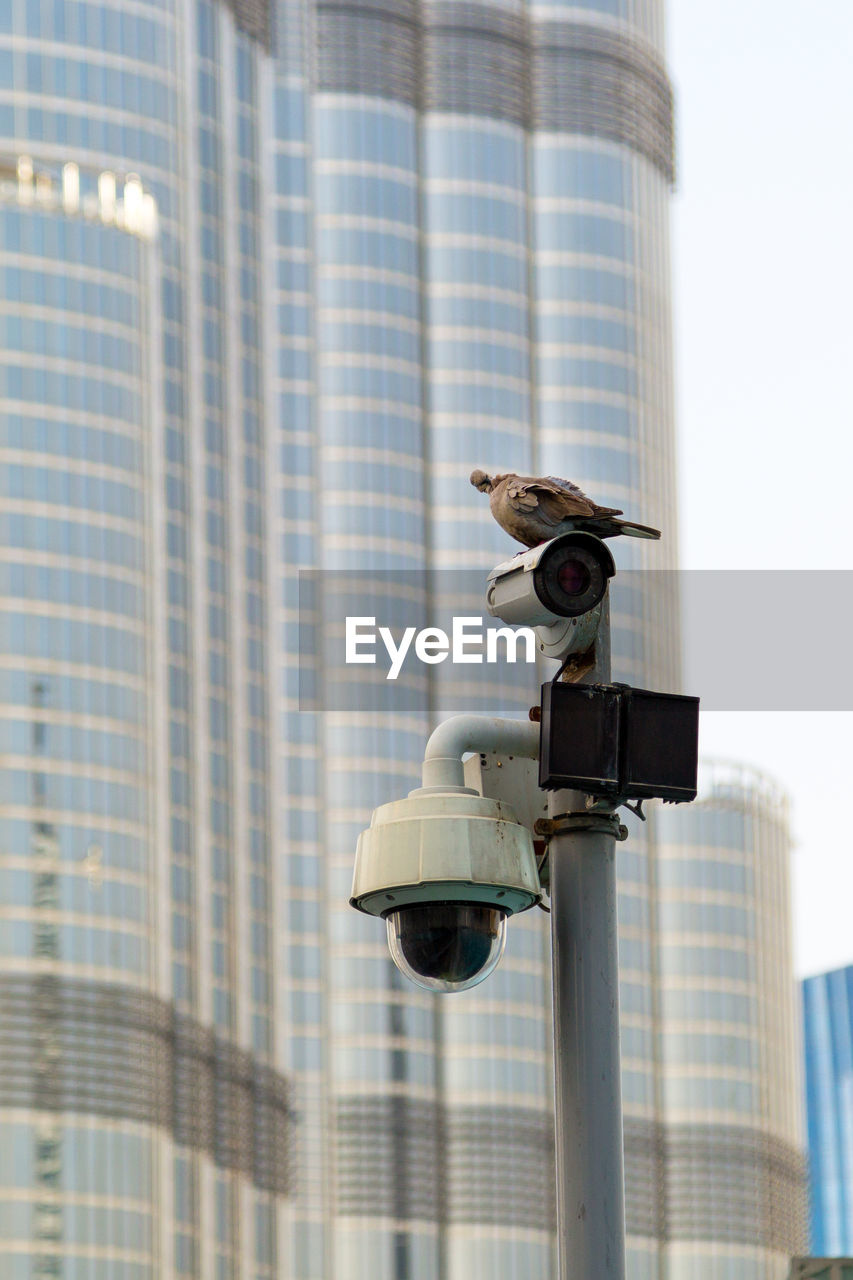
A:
[{"left": 419, "top": 714, "right": 540, "bottom": 791}]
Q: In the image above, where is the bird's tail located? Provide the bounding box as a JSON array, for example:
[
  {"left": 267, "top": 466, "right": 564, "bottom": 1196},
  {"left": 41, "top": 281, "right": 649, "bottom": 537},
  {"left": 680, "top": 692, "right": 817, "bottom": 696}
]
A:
[{"left": 616, "top": 520, "right": 661, "bottom": 540}]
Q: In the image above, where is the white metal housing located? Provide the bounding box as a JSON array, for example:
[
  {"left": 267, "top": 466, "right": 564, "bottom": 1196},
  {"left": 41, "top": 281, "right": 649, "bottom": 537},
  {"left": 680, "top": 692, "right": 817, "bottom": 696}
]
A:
[{"left": 350, "top": 787, "right": 541, "bottom": 918}]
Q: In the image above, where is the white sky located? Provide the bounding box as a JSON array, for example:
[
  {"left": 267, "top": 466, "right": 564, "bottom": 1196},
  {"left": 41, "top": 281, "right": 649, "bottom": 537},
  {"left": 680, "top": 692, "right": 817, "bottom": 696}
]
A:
[{"left": 667, "top": 0, "right": 853, "bottom": 977}]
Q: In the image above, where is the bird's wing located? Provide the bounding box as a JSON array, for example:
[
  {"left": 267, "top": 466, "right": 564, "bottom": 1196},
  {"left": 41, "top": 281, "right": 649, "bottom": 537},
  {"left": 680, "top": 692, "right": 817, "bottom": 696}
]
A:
[
  {"left": 544, "top": 475, "right": 623, "bottom": 518},
  {"left": 543, "top": 475, "right": 593, "bottom": 503},
  {"left": 500, "top": 474, "right": 597, "bottom": 523}
]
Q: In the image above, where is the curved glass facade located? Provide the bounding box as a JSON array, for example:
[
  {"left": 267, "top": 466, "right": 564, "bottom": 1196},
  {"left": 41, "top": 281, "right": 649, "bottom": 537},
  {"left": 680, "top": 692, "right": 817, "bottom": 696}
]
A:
[
  {"left": 656, "top": 763, "right": 807, "bottom": 1277},
  {"left": 0, "top": 171, "right": 156, "bottom": 1280},
  {"left": 0, "top": 0, "right": 806, "bottom": 1275},
  {"left": 0, "top": 0, "right": 285, "bottom": 1266}
]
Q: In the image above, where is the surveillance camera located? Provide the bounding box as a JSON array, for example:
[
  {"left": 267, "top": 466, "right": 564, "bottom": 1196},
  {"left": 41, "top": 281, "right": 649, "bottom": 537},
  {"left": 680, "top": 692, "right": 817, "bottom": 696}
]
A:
[
  {"left": 486, "top": 531, "right": 615, "bottom": 661},
  {"left": 386, "top": 901, "right": 508, "bottom": 992},
  {"left": 351, "top": 788, "right": 540, "bottom": 992}
]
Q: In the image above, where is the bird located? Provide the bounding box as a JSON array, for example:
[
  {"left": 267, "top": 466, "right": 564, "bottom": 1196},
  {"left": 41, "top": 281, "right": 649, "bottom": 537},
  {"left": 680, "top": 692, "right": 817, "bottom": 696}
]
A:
[{"left": 469, "top": 469, "right": 661, "bottom": 548}]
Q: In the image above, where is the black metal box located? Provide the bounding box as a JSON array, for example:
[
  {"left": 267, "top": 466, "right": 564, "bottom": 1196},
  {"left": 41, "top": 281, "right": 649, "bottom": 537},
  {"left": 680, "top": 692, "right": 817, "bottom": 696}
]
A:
[
  {"left": 618, "top": 686, "right": 700, "bottom": 802},
  {"left": 539, "top": 683, "right": 620, "bottom": 793},
  {"left": 539, "top": 682, "right": 699, "bottom": 802}
]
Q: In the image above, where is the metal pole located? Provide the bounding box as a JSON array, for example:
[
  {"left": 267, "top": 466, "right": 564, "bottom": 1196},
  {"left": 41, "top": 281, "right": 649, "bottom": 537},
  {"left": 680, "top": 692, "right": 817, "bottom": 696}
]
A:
[{"left": 547, "top": 594, "right": 627, "bottom": 1280}]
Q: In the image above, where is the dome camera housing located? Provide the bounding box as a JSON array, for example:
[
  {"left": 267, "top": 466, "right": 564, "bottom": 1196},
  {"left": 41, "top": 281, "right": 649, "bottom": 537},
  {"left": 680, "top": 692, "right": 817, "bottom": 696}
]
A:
[
  {"left": 351, "top": 788, "right": 540, "bottom": 993},
  {"left": 386, "top": 901, "right": 507, "bottom": 993}
]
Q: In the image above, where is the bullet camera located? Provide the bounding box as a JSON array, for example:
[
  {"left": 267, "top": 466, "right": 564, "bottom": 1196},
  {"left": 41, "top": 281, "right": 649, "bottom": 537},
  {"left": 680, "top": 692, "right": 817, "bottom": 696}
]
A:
[
  {"left": 486, "top": 531, "right": 615, "bottom": 660},
  {"left": 351, "top": 786, "right": 541, "bottom": 992}
]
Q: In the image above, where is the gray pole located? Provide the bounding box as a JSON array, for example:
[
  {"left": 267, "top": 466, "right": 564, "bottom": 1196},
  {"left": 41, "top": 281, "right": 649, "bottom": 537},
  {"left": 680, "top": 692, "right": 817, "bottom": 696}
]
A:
[{"left": 547, "top": 594, "right": 627, "bottom": 1280}]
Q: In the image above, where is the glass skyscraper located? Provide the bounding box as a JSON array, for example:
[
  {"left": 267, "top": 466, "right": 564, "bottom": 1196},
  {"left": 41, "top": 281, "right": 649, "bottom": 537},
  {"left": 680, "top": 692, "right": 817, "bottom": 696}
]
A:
[
  {"left": 0, "top": 0, "right": 805, "bottom": 1276},
  {"left": 803, "top": 964, "right": 853, "bottom": 1257},
  {"left": 656, "top": 763, "right": 807, "bottom": 1278}
]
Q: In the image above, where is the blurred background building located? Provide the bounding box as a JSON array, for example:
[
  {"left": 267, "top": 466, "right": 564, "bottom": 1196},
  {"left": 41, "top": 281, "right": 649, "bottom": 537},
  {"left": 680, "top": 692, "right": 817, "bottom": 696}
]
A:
[
  {"left": 0, "top": 0, "right": 806, "bottom": 1278},
  {"left": 656, "top": 763, "right": 807, "bottom": 1277},
  {"left": 802, "top": 964, "right": 853, "bottom": 1258}
]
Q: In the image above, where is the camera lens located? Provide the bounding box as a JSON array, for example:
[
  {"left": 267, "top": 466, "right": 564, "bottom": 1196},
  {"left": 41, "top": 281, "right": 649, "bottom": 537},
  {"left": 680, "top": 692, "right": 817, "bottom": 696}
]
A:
[
  {"left": 386, "top": 902, "right": 507, "bottom": 993},
  {"left": 533, "top": 537, "right": 609, "bottom": 617},
  {"left": 557, "top": 557, "right": 591, "bottom": 597}
]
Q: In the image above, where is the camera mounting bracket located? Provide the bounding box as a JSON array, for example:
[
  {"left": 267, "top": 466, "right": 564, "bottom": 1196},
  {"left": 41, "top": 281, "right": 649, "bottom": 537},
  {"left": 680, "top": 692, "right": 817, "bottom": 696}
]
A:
[{"left": 534, "top": 813, "right": 629, "bottom": 842}]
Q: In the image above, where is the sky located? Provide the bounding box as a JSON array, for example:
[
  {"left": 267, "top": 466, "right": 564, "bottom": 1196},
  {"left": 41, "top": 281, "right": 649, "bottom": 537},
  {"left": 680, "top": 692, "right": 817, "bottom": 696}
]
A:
[{"left": 667, "top": 0, "right": 853, "bottom": 976}]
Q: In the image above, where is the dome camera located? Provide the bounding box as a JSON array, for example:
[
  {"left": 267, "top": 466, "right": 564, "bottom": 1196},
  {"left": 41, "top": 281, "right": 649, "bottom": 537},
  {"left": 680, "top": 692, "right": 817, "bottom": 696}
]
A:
[
  {"left": 351, "top": 788, "right": 540, "bottom": 993},
  {"left": 386, "top": 901, "right": 507, "bottom": 993}
]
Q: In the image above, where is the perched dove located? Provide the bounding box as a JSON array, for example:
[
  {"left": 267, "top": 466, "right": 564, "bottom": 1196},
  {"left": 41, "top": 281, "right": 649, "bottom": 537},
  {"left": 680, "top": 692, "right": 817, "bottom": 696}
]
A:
[{"left": 470, "top": 470, "right": 660, "bottom": 547}]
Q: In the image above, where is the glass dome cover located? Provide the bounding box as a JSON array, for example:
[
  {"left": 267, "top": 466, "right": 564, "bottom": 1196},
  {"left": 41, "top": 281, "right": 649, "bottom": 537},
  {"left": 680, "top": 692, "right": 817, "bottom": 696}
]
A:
[{"left": 386, "top": 901, "right": 507, "bottom": 993}]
